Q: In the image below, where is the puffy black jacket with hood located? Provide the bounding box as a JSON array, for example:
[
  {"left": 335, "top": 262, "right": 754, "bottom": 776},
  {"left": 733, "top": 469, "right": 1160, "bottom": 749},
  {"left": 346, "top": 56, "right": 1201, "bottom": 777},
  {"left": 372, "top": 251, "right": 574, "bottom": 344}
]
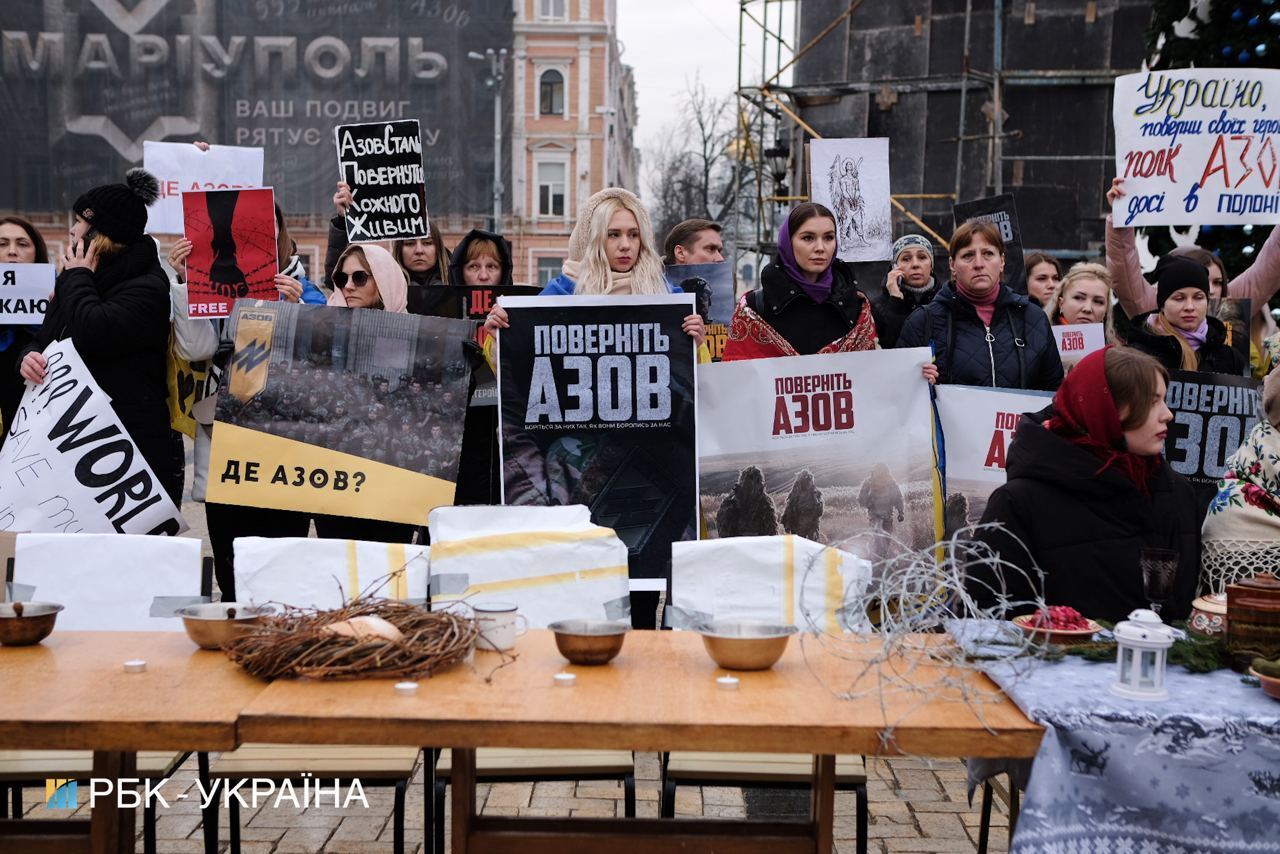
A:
[
  {"left": 1124, "top": 311, "right": 1248, "bottom": 376},
  {"left": 897, "top": 283, "right": 1063, "bottom": 390},
  {"left": 871, "top": 277, "right": 940, "bottom": 349},
  {"left": 21, "top": 239, "right": 173, "bottom": 483},
  {"left": 966, "top": 408, "right": 1200, "bottom": 623}
]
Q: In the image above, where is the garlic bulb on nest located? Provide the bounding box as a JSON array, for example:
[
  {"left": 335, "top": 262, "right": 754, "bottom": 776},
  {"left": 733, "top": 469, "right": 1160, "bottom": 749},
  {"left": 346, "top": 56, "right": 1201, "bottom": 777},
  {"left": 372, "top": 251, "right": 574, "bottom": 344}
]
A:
[{"left": 323, "top": 615, "right": 404, "bottom": 642}]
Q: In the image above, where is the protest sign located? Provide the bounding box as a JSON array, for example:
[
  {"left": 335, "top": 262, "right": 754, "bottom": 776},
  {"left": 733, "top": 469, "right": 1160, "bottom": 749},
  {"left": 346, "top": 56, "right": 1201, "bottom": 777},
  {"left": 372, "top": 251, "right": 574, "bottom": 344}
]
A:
[
  {"left": 497, "top": 294, "right": 698, "bottom": 585},
  {"left": 810, "top": 138, "right": 893, "bottom": 262},
  {"left": 1051, "top": 323, "right": 1106, "bottom": 373},
  {"left": 933, "top": 385, "right": 1054, "bottom": 536},
  {"left": 143, "top": 141, "right": 265, "bottom": 235},
  {"left": 0, "top": 263, "right": 53, "bottom": 324},
  {"left": 698, "top": 349, "right": 939, "bottom": 558},
  {"left": 665, "top": 262, "right": 734, "bottom": 361},
  {"left": 458, "top": 284, "right": 539, "bottom": 408},
  {"left": 953, "top": 194, "right": 1026, "bottom": 293},
  {"left": 1113, "top": 69, "right": 1280, "bottom": 226},
  {"left": 183, "top": 188, "right": 278, "bottom": 319},
  {"left": 1164, "top": 370, "right": 1262, "bottom": 488},
  {"left": 207, "top": 301, "right": 475, "bottom": 525},
  {"left": 0, "top": 339, "right": 186, "bottom": 536},
  {"left": 1211, "top": 297, "right": 1253, "bottom": 375},
  {"left": 336, "top": 120, "right": 429, "bottom": 242}
]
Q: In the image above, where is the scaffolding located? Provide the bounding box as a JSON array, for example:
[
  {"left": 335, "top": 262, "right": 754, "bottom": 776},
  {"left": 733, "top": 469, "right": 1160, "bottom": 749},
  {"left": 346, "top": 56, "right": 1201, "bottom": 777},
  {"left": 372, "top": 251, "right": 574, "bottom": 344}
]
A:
[{"left": 733, "top": 0, "right": 1132, "bottom": 264}]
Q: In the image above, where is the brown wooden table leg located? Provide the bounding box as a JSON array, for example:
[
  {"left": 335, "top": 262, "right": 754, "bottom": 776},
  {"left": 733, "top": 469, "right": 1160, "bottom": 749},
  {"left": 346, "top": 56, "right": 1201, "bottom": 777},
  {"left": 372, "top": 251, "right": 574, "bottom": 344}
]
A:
[
  {"left": 811, "top": 755, "right": 836, "bottom": 854},
  {"left": 90, "top": 750, "right": 136, "bottom": 854},
  {"left": 450, "top": 748, "right": 476, "bottom": 854}
]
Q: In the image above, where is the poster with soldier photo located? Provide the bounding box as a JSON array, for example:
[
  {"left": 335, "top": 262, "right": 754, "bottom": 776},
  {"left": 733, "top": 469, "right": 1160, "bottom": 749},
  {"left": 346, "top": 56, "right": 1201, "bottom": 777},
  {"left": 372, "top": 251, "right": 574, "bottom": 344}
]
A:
[
  {"left": 698, "top": 349, "right": 940, "bottom": 563},
  {"left": 664, "top": 263, "right": 734, "bottom": 361},
  {"left": 497, "top": 295, "right": 698, "bottom": 584},
  {"left": 207, "top": 301, "right": 475, "bottom": 525}
]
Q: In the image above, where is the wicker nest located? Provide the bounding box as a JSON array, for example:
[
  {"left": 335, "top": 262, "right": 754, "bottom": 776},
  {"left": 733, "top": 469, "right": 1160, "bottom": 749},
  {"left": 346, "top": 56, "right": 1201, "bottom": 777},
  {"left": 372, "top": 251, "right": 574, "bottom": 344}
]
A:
[{"left": 223, "top": 598, "right": 478, "bottom": 680}]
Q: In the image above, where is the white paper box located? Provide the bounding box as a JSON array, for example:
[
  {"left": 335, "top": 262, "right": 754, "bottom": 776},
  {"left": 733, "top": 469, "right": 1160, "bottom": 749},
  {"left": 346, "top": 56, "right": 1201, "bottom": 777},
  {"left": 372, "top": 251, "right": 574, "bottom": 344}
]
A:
[{"left": 233, "top": 537, "right": 428, "bottom": 610}]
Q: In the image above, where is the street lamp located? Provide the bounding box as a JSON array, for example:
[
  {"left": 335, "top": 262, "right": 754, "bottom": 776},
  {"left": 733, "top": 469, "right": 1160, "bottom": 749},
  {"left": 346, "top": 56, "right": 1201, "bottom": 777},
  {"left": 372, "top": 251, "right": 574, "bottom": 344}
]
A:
[
  {"left": 468, "top": 48, "right": 508, "bottom": 232},
  {"left": 763, "top": 141, "right": 791, "bottom": 198}
]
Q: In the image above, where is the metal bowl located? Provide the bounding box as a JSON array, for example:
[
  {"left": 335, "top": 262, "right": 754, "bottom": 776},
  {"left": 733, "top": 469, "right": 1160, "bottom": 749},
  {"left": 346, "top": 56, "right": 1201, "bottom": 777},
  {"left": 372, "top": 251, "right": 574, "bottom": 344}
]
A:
[
  {"left": 176, "top": 603, "right": 272, "bottom": 650},
  {"left": 694, "top": 620, "right": 797, "bottom": 671},
  {"left": 0, "top": 602, "right": 64, "bottom": 646},
  {"left": 548, "top": 619, "right": 629, "bottom": 665}
]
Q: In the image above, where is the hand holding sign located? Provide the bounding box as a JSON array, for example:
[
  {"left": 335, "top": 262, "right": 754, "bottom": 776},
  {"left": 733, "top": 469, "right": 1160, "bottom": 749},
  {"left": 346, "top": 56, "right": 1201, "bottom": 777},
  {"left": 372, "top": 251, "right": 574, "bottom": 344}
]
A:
[{"left": 335, "top": 120, "right": 429, "bottom": 242}]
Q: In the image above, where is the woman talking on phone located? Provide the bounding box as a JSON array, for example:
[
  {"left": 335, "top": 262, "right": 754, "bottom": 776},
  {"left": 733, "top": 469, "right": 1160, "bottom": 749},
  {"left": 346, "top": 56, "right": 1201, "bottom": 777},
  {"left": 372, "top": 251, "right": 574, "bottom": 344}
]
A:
[{"left": 18, "top": 169, "right": 178, "bottom": 502}]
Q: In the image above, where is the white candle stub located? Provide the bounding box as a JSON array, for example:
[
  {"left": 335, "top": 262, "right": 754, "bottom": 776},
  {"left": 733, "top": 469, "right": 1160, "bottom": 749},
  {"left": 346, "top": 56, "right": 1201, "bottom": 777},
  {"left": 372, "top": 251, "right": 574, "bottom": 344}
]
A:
[
  {"left": 553, "top": 672, "right": 577, "bottom": 687},
  {"left": 716, "top": 675, "right": 740, "bottom": 691},
  {"left": 123, "top": 660, "right": 147, "bottom": 674},
  {"left": 394, "top": 681, "right": 419, "bottom": 697}
]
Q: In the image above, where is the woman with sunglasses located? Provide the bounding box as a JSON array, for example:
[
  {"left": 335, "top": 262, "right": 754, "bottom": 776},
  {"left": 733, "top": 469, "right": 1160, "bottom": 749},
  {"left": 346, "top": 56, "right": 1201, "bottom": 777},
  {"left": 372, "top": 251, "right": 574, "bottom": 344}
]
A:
[{"left": 313, "top": 242, "right": 413, "bottom": 544}]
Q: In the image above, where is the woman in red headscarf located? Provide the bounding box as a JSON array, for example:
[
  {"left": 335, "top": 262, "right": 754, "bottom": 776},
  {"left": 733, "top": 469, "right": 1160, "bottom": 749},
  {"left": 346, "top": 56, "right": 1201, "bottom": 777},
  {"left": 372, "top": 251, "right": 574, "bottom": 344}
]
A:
[{"left": 964, "top": 347, "right": 1200, "bottom": 622}]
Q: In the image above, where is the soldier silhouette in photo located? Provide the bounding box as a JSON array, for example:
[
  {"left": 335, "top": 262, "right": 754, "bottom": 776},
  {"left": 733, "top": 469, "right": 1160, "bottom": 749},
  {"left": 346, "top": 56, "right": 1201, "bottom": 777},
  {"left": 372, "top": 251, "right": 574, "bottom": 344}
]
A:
[
  {"left": 781, "top": 468, "right": 824, "bottom": 541},
  {"left": 716, "top": 465, "right": 779, "bottom": 537}
]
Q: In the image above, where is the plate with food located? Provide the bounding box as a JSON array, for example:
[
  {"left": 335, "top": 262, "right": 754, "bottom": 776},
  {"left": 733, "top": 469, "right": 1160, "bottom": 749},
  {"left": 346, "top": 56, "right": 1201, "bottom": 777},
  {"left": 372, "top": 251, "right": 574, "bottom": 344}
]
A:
[{"left": 1013, "top": 606, "right": 1101, "bottom": 646}]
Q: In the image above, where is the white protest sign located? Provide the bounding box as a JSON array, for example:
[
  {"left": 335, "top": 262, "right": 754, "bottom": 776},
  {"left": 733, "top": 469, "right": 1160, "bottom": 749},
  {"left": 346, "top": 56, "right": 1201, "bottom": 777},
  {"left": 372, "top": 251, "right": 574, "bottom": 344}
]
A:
[
  {"left": 0, "top": 263, "right": 54, "bottom": 324},
  {"left": 1112, "top": 69, "right": 1280, "bottom": 226},
  {"left": 1051, "top": 323, "right": 1105, "bottom": 373},
  {"left": 0, "top": 339, "right": 187, "bottom": 536},
  {"left": 143, "top": 141, "right": 265, "bottom": 234},
  {"left": 934, "top": 385, "right": 1053, "bottom": 527},
  {"left": 809, "top": 138, "right": 893, "bottom": 262}
]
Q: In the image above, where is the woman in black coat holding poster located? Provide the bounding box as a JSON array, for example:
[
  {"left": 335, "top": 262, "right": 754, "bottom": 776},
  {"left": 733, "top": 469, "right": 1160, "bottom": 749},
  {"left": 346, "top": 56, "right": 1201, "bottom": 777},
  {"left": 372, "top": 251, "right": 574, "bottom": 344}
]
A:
[
  {"left": 965, "top": 347, "right": 1200, "bottom": 623},
  {"left": 18, "top": 169, "right": 178, "bottom": 502}
]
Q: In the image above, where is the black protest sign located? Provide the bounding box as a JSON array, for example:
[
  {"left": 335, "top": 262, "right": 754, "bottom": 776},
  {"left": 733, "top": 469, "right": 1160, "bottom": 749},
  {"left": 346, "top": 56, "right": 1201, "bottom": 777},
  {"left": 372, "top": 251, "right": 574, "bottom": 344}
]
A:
[
  {"left": 335, "top": 119, "right": 429, "bottom": 242},
  {"left": 665, "top": 263, "right": 734, "bottom": 361},
  {"left": 1164, "top": 370, "right": 1262, "bottom": 487},
  {"left": 953, "top": 194, "right": 1026, "bottom": 294},
  {"left": 498, "top": 295, "right": 699, "bottom": 582},
  {"left": 460, "top": 284, "right": 540, "bottom": 408}
]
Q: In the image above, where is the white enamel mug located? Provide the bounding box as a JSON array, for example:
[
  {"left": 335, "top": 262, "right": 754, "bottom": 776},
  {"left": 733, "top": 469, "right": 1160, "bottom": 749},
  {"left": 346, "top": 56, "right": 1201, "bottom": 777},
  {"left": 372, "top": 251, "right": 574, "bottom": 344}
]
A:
[{"left": 474, "top": 602, "right": 529, "bottom": 651}]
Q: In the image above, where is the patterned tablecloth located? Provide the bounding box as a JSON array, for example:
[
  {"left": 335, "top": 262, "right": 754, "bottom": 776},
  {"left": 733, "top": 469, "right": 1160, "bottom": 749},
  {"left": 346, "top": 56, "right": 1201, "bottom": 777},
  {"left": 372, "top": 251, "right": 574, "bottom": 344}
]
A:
[{"left": 951, "top": 622, "right": 1280, "bottom": 853}]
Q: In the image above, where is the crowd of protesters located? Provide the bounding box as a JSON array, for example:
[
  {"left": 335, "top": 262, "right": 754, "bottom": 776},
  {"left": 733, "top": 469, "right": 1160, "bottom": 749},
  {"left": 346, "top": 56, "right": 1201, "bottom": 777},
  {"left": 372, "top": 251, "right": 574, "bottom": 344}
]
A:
[{"left": 4, "top": 145, "right": 1279, "bottom": 626}]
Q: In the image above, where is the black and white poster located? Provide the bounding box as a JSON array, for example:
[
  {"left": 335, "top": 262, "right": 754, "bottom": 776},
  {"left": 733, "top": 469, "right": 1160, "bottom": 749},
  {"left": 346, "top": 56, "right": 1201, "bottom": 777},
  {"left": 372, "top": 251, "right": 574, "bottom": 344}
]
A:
[
  {"left": 665, "top": 263, "right": 734, "bottom": 362},
  {"left": 497, "top": 295, "right": 698, "bottom": 585},
  {"left": 335, "top": 119, "right": 429, "bottom": 242},
  {"left": 0, "top": 263, "right": 54, "bottom": 324},
  {"left": 1164, "top": 370, "right": 1262, "bottom": 488},
  {"left": 953, "top": 194, "right": 1026, "bottom": 294}
]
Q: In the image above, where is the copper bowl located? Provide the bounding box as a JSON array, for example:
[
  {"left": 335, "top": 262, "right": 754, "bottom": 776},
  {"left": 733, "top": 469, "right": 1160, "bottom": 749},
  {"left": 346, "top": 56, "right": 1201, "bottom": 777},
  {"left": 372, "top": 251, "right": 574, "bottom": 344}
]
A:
[
  {"left": 1250, "top": 668, "right": 1280, "bottom": 702},
  {"left": 548, "top": 620, "right": 629, "bottom": 665},
  {"left": 176, "top": 603, "right": 272, "bottom": 650},
  {"left": 695, "top": 620, "right": 797, "bottom": 671},
  {"left": 0, "top": 602, "right": 64, "bottom": 646}
]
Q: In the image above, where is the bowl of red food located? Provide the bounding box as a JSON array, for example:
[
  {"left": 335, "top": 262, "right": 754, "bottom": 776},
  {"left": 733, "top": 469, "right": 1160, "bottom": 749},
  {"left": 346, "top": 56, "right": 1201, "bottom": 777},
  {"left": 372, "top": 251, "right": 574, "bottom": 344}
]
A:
[{"left": 1013, "top": 606, "right": 1101, "bottom": 646}]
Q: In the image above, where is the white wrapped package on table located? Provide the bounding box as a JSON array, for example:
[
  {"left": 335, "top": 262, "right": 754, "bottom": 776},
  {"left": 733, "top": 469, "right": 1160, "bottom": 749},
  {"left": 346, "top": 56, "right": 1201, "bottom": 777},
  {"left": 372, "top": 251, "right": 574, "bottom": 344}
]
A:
[
  {"left": 427, "top": 505, "right": 630, "bottom": 626},
  {"left": 669, "top": 535, "right": 871, "bottom": 634},
  {"left": 233, "top": 536, "right": 428, "bottom": 609},
  {"left": 13, "top": 533, "right": 202, "bottom": 630}
]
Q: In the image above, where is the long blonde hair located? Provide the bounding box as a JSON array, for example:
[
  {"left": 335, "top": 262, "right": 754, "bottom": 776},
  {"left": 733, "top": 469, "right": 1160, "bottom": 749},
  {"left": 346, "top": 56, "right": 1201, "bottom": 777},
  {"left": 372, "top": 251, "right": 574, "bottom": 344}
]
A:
[
  {"left": 1052, "top": 262, "right": 1116, "bottom": 342},
  {"left": 1150, "top": 312, "right": 1199, "bottom": 370},
  {"left": 576, "top": 195, "right": 668, "bottom": 296}
]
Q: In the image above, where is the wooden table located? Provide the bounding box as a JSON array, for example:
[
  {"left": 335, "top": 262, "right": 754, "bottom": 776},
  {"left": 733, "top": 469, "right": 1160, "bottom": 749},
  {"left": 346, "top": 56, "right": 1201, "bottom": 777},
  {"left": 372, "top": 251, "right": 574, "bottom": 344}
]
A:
[
  {"left": 239, "top": 630, "right": 1043, "bottom": 853},
  {"left": 0, "top": 632, "right": 268, "bottom": 854}
]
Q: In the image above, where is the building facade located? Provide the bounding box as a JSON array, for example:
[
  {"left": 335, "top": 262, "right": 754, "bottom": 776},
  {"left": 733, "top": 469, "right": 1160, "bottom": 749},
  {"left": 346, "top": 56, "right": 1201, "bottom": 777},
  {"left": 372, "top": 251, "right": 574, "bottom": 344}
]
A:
[{"left": 506, "top": 0, "right": 639, "bottom": 285}]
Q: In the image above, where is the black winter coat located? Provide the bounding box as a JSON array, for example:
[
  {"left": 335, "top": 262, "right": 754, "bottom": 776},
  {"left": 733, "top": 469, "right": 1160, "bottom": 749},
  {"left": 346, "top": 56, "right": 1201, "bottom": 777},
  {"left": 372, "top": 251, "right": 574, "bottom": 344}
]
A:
[
  {"left": 966, "top": 409, "right": 1200, "bottom": 623},
  {"left": 897, "top": 283, "right": 1063, "bottom": 391},
  {"left": 871, "top": 277, "right": 940, "bottom": 349},
  {"left": 747, "top": 259, "right": 872, "bottom": 355},
  {"left": 1124, "top": 311, "right": 1248, "bottom": 376},
  {"left": 21, "top": 239, "right": 174, "bottom": 487}
]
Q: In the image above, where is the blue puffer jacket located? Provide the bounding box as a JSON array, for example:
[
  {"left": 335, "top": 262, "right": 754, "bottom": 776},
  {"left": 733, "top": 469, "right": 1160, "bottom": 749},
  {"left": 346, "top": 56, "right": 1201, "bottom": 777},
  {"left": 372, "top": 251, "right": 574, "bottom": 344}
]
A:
[{"left": 897, "top": 283, "right": 1063, "bottom": 391}]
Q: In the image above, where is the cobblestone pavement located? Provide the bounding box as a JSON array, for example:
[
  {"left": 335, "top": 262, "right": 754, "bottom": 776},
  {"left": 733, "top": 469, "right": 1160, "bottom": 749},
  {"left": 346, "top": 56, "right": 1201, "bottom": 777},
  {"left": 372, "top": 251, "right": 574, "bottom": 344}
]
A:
[{"left": 18, "top": 752, "right": 1010, "bottom": 852}]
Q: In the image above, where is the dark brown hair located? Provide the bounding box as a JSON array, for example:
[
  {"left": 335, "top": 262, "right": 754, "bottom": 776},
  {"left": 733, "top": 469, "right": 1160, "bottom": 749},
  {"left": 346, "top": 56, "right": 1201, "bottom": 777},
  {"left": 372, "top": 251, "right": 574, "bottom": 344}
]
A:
[
  {"left": 787, "top": 202, "right": 837, "bottom": 236},
  {"left": 1024, "top": 251, "right": 1062, "bottom": 278},
  {"left": 950, "top": 220, "right": 1006, "bottom": 256},
  {"left": 394, "top": 220, "right": 451, "bottom": 284},
  {"left": 662, "top": 218, "right": 722, "bottom": 262},
  {"left": 0, "top": 215, "right": 49, "bottom": 263},
  {"left": 1105, "top": 347, "right": 1169, "bottom": 430},
  {"left": 274, "top": 204, "right": 293, "bottom": 269}
]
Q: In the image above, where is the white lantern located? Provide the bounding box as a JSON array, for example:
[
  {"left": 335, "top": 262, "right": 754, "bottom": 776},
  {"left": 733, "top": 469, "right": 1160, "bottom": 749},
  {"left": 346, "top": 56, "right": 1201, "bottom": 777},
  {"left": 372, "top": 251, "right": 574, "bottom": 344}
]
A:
[{"left": 1110, "top": 608, "right": 1177, "bottom": 701}]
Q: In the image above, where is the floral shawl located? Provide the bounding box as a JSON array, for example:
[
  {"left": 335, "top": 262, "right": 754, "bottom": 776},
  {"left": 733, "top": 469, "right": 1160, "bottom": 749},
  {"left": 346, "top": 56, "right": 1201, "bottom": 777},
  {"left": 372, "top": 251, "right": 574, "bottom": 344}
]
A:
[
  {"left": 1202, "top": 413, "right": 1280, "bottom": 590},
  {"left": 722, "top": 293, "right": 879, "bottom": 360}
]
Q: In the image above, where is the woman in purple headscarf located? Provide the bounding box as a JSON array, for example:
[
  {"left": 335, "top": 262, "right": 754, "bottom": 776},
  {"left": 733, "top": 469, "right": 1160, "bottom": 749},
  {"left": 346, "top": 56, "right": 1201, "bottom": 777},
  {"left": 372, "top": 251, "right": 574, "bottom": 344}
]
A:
[{"left": 722, "top": 202, "right": 879, "bottom": 360}]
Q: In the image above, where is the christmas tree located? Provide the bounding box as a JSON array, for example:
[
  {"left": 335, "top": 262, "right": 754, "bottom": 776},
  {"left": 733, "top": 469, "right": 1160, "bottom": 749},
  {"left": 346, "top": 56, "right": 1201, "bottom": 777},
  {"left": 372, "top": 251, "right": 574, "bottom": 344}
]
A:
[{"left": 1144, "top": 0, "right": 1279, "bottom": 290}]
